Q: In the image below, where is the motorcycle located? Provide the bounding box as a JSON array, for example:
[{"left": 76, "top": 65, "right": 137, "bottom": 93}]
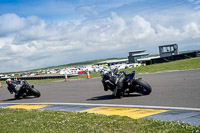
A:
[
  {"left": 100, "top": 68, "right": 152, "bottom": 98},
  {"left": 6, "top": 79, "right": 41, "bottom": 99}
]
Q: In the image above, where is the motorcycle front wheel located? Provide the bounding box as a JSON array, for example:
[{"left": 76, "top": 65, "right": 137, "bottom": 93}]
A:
[
  {"left": 29, "top": 87, "right": 41, "bottom": 97},
  {"left": 14, "top": 88, "right": 24, "bottom": 99},
  {"left": 112, "top": 87, "right": 123, "bottom": 98},
  {"left": 14, "top": 93, "right": 21, "bottom": 99},
  {"left": 133, "top": 79, "right": 152, "bottom": 95}
]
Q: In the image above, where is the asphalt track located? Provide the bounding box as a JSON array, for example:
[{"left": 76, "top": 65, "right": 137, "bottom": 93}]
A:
[{"left": 0, "top": 69, "right": 200, "bottom": 126}]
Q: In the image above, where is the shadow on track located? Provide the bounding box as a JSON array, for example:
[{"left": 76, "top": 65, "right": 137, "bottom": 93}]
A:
[
  {"left": 2, "top": 98, "right": 21, "bottom": 101},
  {"left": 2, "top": 96, "right": 36, "bottom": 101},
  {"left": 87, "top": 93, "right": 143, "bottom": 101},
  {"left": 87, "top": 95, "right": 113, "bottom": 101}
]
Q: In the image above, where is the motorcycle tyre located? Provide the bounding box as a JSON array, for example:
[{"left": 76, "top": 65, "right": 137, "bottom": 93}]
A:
[
  {"left": 14, "top": 88, "right": 24, "bottom": 99},
  {"left": 14, "top": 93, "right": 20, "bottom": 99},
  {"left": 133, "top": 79, "right": 152, "bottom": 95},
  {"left": 29, "top": 87, "right": 41, "bottom": 97},
  {"left": 14, "top": 92, "right": 22, "bottom": 99},
  {"left": 112, "top": 88, "right": 122, "bottom": 99},
  {"left": 103, "top": 83, "right": 108, "bottom": 91}
]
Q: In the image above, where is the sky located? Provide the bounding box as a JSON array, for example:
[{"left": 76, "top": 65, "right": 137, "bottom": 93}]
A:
[{"left": 0, "top": 0, "right": 200, "bottom": 72}]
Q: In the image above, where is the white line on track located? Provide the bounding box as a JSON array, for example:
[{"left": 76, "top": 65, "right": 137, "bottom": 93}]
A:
[{"left": 1, "top": 103, "right": 200, "bottom": 111}]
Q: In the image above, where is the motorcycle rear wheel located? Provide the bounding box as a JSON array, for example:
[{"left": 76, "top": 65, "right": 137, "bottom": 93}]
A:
[{"left": 133, "top": 79, "right": 152, "bottom": 95}]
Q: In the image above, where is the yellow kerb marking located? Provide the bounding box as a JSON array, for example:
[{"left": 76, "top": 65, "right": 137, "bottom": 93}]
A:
[
  {"left": 79, "top": 106, "right": 169, "bottom": 119},
  {"left": 5, "top": 104, "right": 50, "bottom": 110}
]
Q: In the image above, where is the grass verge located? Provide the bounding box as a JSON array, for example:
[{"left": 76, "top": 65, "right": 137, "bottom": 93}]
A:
[
  {"left": 0, "top": 108, "right": 199, "bottom": 133},
  {"left": 125, "top": 57, "right": 200, "bottom": 74}
]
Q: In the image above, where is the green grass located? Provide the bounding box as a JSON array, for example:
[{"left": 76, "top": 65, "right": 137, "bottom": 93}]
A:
[
  {"left": 125, "top": 57, "right": 200, "bottom": 74},
  {"left": 0, "top": 108, "right": 199, "bottom": 133}
]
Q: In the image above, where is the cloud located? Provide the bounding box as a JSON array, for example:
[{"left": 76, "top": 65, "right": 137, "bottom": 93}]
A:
[
  {"left": 132, "top": 15, "right": 155, "bottom": 39},
  {"left": 188, "top": 0, "right": 200, "bottom": 9},
  {"left": 0, "top": 10, "right": 200, "bottom": 72},
  {"left": 76, "top": 5, "right": 98, "bottom": 17},
  {"left": 0, "top": 13, "right": 26, "bottom": 36},
  {"left": 183, "top": 22, "right": 200, "bottom": 38}
]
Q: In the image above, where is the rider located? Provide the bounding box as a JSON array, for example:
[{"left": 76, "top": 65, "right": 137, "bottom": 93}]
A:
[
  {"left": 6, "top": 79, "right": 14, "bottom": 94},
  {"left": 6, "top": 78, "right": 22, "bottom": 94},
  {"left": 114, "top": 71, "right": 126, "bottom": 96}
]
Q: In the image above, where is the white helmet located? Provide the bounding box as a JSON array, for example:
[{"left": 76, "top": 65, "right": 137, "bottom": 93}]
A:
[{"left": 6, "top": 78, "right": 11, "bottom": 82}]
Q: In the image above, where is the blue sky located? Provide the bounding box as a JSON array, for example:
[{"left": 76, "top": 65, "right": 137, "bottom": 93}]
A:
[{"left": 0, "top": 0, "right": 200, "bottom": 72}]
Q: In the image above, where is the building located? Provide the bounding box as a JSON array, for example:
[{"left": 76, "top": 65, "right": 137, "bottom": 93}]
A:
[
  {"left": 128, "top": 50, "right": 149, "bottom": 63},
  {"left": 149, "top": 44, "right": 200, "bottom": 64},
  {"left": 96, "top": 59, "right": 128, "bottom": 66},
  {"left": 159, "top": 44, "right": 178, "bottom": 58}
]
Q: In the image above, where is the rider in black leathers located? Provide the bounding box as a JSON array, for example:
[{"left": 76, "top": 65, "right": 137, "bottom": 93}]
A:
[
  {"left": 6, "top": 79, "right": 22, "bottom": 94},
  {"left": 102, "top": 68, "right": 126, "bottom": 97}
]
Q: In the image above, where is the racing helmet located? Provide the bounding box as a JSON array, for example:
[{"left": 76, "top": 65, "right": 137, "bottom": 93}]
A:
[
  {"left": 6, "top": 78, "right": 11, "bottom": 82},
  {"left": 6, "top": 78, "right": 12, "bottom": 84}
]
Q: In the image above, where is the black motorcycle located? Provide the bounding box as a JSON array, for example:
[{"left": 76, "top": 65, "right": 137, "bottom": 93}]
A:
[
  {"left": 6, "top": 79, "right": 41, "bottom": 99},
  {"left": 100, "top": 68, "right": 152, "bottom": 98}
]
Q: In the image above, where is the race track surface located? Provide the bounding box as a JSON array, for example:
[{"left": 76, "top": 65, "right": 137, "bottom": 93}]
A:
[{"left": 0, "top": 69, "right": 200, "bottom": 109}]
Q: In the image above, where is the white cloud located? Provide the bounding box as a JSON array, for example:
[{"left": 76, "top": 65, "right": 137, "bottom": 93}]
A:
[
  {"left": 76, "top": 5, "right": 98, "bottom": 17},
  {"left": 183, "top": 22, "right": 200, "bottom": 38},
  {"left": 0, "top": 36, "right": 13, "bottom": 48},
  {"left": 0, "top": 13, "right": 26, "bottom": 36},
  {"left": 132, "top": 15, "right": 155, "bottom": 39},
  {"left": 0, "top": 11, "right": 200, "bottom": 72}
]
